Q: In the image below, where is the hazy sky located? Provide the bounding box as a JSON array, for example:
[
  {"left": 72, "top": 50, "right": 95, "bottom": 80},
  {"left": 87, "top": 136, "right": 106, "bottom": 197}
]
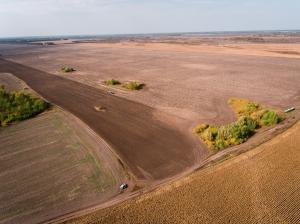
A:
[{"left": 1, "top": 0, "right": 299, "bottom": 37}]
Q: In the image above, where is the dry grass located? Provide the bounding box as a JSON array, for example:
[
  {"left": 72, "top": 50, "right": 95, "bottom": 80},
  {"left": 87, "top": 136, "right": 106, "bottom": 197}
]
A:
[
  {"left": 228, "top": 97, "right": 259, "bottom": 116},
  {"left": 66, "top": 121, "right": 300, "bottom": 224}
]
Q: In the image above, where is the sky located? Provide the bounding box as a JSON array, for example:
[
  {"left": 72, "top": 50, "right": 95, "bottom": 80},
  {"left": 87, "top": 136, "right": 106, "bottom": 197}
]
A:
[{"left": 0, "top": 0, "right": 300, "bottom": 37}]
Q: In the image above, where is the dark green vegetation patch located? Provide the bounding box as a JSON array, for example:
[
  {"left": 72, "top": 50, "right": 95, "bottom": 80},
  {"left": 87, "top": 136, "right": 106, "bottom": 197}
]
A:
[
  {"left": 0, "top": 86, "right": 49, "bottom": 126},
  {"left": 194, "top": 98, "right": 282, "bottom": 152}
]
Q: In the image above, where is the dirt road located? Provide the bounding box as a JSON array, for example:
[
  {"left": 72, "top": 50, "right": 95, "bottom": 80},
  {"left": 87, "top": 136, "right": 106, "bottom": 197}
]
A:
[{"left": 0, "top": 58, "right": 203, "bottom": 181}]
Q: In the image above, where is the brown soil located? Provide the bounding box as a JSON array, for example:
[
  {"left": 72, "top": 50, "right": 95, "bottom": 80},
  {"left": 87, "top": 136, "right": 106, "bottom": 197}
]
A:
[
  {"left": 1, "top": 40, "right": 299, "bottom": 128},
  {"left": 0, "top": 73, "right": 38, "bottom": 97},
  {"left": 65, "top": 120, "right": 300, "bottom": 224},
  {"left": 0, "top": 58, "right": 204, "bottom": 182}
]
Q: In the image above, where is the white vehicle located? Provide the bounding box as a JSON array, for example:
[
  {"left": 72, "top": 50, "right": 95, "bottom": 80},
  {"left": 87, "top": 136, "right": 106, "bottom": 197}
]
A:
[
  {"left": 119, "top": 183, "right": 128, "bottom": 190},
  {"left": 284, "top": 107, "right": 295, "bottom": 113}
]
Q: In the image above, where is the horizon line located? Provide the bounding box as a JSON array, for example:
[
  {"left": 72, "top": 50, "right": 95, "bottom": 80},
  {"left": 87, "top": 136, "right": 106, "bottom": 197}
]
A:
[{"left": 1, "top": 29, "right": 300, "bottom": 40}]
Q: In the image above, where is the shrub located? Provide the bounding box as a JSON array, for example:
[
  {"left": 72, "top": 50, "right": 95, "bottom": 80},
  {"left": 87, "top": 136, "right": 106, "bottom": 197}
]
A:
[
  {"left": 196, "top": 116, "right": 257, "bottom": 151},
  {"left": 0, "top": 87, "right": 49, "bottom": 127},
  {"left": 61, "top": 66, "right": 75, "bottom": 73},
  {"left": 246, "top": 102, "right": 259, "bottom": 114},
  {"left": 250, "top": 109, "right": 266, "bottom": 123},
  {"left": 193, "top": 124, "right": 209, "bottom": 134},
  {"left": 228, "top": 98, "right": 259, "bottom": 116},
  {"left": 104, "top": 79, "right": 121, "bottom": 86},
  {"left": 122, "top": 81, "right": 144, "bottom": 90},
  {"left": 260, "top": 110, "right": 281, "bottom": 126},
  {"left": 231, "top": 116, "right": 257, "bottom": 139},
  {"left": 195, "top": 98, "right": 282, "bottom": 152}
]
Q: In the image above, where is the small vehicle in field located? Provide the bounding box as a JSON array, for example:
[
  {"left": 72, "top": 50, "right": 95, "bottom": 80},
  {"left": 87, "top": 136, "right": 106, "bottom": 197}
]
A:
[
  {"left": 107, "top": 91, "right": 114, "bottom": 95},
  {"left": 120, "top": 183, "right": 128, "bottom": 190},
  {"left": 284, "top": 107, "right": 295, "bottom": 113}
]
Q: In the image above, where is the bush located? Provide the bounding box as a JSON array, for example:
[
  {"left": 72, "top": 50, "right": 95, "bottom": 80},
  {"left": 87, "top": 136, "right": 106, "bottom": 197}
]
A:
[
  {"left": 122, "top": 81, "right": 144, "bottom": 90},
  {"left": 0, "top": 87, "right": 49, "bottom": 127},
  {"left": 195, "top": 98, "right": 282, "bottom": 152},
  {"left": 260, "top": 110, "right": 281, "bottom": 126},
  {"left": 104, "top": 79, "right": 121, "bottom": 85},
  {"left": 61, "top": 66, "right": 75, "bottom": 73},
  {"left": 246, "top": 102, "right": 259, "bottom": 114},
  {"left": 193, "top": 124, "right": 209, "bottom": 134},
  {"left": 228, "top": 98, "right": 259, "bottom": 116},
  {"left": 235, "top": 116, "right": 257, "bottom": 138},
  {"left": 196, "top": 116, "right": 257, "bottom": 151}
]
